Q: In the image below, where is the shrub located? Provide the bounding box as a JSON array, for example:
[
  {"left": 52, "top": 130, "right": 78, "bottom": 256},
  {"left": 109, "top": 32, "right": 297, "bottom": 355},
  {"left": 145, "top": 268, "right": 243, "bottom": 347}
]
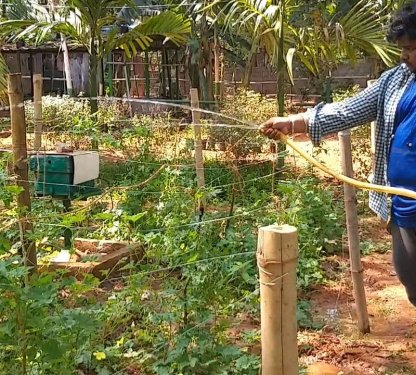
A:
[
  {"left": 207, "top": 89, "right": 276, "bottom": 158},
  {"left": 25, "top": 96, "right": 129, "bottom": 132}
]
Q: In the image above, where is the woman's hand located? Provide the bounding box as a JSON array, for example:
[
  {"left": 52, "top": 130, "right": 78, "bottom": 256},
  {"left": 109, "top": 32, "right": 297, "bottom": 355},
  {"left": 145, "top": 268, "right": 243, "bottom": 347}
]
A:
[
  {"left": 259, "top": 114, "right": 308, "bottom": 140},
  {"left": 259, "top": 117, "right": 292, "bottom": 140}
]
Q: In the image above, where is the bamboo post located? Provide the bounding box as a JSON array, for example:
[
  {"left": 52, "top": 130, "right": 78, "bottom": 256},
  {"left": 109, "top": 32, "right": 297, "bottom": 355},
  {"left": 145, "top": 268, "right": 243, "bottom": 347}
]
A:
[
  {"left": 338, "top": 130, "right": 370, "bottom": 334},
  {"left": 257, "top": 224, "right": 299, "bottom": 375},
  {"left": 33, "top": 53, "right": 43, "bottom": 150},
  {"left": 190, "top": 88, "right": 206, "bottom": 213},
  {"left": 8, "top": 74, "right": 37, "bottom": 270}
]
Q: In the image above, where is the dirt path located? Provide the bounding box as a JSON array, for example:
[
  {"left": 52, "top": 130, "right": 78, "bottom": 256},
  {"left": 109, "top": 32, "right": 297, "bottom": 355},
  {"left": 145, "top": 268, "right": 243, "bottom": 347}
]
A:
[{"left": 303, "top": 247, "right": 416, "bottom": 374}]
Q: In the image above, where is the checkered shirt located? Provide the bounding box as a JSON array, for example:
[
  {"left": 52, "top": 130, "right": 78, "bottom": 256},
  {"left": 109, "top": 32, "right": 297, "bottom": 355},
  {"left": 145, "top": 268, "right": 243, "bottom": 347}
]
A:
[{"left": 307, "top": 63, "right": 415, "bottom": 222}]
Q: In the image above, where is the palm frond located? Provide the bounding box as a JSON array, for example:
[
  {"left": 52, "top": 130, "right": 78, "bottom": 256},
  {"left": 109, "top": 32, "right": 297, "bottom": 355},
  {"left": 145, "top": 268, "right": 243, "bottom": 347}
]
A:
[
  {"left": 338, "top": 0, "right": 399, "bottom": 66},
  {"left": 109, "top": 11, "right": 191, "bottom": 58}
]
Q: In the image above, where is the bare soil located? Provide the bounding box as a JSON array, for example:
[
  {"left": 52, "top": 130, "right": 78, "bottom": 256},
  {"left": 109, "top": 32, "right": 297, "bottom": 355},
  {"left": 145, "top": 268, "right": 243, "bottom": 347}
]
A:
[{"left": 296, "top": 138, "right": 416, "bottom": 375}]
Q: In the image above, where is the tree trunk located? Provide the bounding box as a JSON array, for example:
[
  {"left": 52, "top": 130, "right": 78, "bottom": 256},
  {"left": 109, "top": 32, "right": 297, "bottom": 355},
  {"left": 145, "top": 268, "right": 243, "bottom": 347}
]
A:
[
  {"left": 49, "top": 1, "right": 73, "bottom": 97},
  {"left": 276, "top": 15, "right": 285, "bottom": 115},
  {"left": 89, "top": 38, "right": 99, "bottom": 149},
  {"left": 243, "top": 38, "right": 259, "bottom": 88},
  {"left": 89, "top": 45, "right": 98, "bottom": 115},
  {"left": 214, "top": 27, "right": 221, "bottom": 101},
  {"left": 199, "top": 11, "right": 213, "bottom": 103},
  {"left": 61, "top": 36, "right": 74, "bottom": 96},
  {"left": 276, "top": 1, "right": 286, "bottom": 170}
]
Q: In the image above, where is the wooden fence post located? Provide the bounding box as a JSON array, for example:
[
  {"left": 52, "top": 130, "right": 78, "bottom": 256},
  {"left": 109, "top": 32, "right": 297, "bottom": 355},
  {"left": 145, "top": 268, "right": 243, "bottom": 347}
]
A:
[
  {"left": 8, "top": 73, "right": 37, "bottom": 270},
  {"left": 190, "top": 88, "right": 206, "bottom": 214},
  {"left": 33, "top": 53, "right": 43, "bottom": 150},
  {"left": 257, "top": 224, "right": 299, "bottom": 375},
  {"left": 338, "top": 130, "right": 370, "bottom": 333}
]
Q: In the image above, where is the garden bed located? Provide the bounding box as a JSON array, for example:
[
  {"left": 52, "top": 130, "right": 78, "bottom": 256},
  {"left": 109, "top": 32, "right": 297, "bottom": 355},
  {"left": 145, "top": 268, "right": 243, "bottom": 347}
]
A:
[{"left": 40, "top": 238, "right": 143, "bottom": 279}]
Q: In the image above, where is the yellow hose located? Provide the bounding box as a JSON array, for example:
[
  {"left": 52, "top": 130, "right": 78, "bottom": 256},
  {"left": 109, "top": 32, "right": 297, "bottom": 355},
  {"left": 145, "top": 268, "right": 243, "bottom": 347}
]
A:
[{"left": 280, "top": 133, "right": 416, "bottom": 200}]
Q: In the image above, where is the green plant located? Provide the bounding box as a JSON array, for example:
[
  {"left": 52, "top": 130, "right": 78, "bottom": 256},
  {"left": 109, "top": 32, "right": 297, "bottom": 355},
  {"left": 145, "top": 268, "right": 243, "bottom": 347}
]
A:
[
  {"left": 297, "top": 300, "right": 324, "bottom": 330},
  {"left": 202, "top": 89, "right": 274, "bottom": 158},
  {"left": 276, "top": 178, "right": 344, "bottom": 288},
  {"left": 0, "top": 253, "right": 102, "bottom": 374},
  {"left": 0, "top": 97, "right": 349, "bottom": 374}
]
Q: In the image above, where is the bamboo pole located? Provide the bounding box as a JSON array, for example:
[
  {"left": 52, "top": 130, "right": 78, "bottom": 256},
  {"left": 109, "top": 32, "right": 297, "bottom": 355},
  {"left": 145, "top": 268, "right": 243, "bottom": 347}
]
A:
[
  {"left": 257, "top": 224, "right": 298, "bottom": 375},
  {"left": 190, "top": 88, "right": 206, "bottom": 213},
  {"left": 33, "top": 53, "right": 43, "bottom": 151},
  {"left": 8, "top": 74, "right": 37, "bottom": 270},
  {"left": 338, "top": 130, "right": 370, "bottom": 334}
]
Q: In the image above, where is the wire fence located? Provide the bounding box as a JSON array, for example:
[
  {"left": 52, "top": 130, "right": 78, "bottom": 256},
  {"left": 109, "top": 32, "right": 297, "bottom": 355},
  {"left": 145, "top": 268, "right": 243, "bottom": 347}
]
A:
[{"left": 0, "top": 95, "right": 299, "bottom": 235}]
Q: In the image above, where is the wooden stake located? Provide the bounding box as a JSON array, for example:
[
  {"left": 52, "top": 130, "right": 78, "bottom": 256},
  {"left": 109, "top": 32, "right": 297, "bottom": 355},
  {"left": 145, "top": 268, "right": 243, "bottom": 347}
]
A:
[
  {"left": 190, "top": 88, "right": 205, "bottom": 212},
  {"left": 8, "top": 73, "right": 37, "bottom": 270},
  {"left": 339, "top": 130, "right": 370, "bottom": 334},
  {"left": 33, "top": 53, "right": 43, "bottom": 150},
  {"left": 257, "top": 224, "right": 298, "bottom": 375}
]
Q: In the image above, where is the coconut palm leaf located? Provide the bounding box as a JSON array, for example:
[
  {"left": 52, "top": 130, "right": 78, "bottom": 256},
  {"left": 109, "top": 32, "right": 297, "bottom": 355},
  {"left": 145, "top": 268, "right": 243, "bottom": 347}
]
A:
[
  {"left": 291, "top": 0, "right": 399, "bottom": 80},
  {"left": 336, "top": 0, "right": 399, "bottom": 66},
  {"left": 112, "top": 11, "right": 191, "bottom": 58}
]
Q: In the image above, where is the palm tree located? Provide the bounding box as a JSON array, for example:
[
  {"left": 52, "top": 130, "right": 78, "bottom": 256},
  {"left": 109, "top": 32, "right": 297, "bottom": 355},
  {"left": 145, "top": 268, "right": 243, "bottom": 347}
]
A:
[
  {"left": 291, "top": 0, "right": 399, "bottom": 101},
  {"left": 0, "top": 0, "right": 191, "bottom": 114},
  {"left": 212, "top": 0, "right": 398, "bottom": 107}
]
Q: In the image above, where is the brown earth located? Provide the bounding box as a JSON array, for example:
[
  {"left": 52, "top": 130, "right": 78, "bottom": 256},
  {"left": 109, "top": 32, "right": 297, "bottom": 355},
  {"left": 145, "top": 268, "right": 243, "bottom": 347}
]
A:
[{"left": 296, "top": 138, "right": 416, "bottom": 375}]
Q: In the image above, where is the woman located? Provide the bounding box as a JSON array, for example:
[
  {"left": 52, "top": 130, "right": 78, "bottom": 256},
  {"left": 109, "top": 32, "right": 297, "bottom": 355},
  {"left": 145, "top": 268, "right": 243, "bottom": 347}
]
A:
[{"left": 260, "top": 2, "right": 416, "bottom": 306}]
